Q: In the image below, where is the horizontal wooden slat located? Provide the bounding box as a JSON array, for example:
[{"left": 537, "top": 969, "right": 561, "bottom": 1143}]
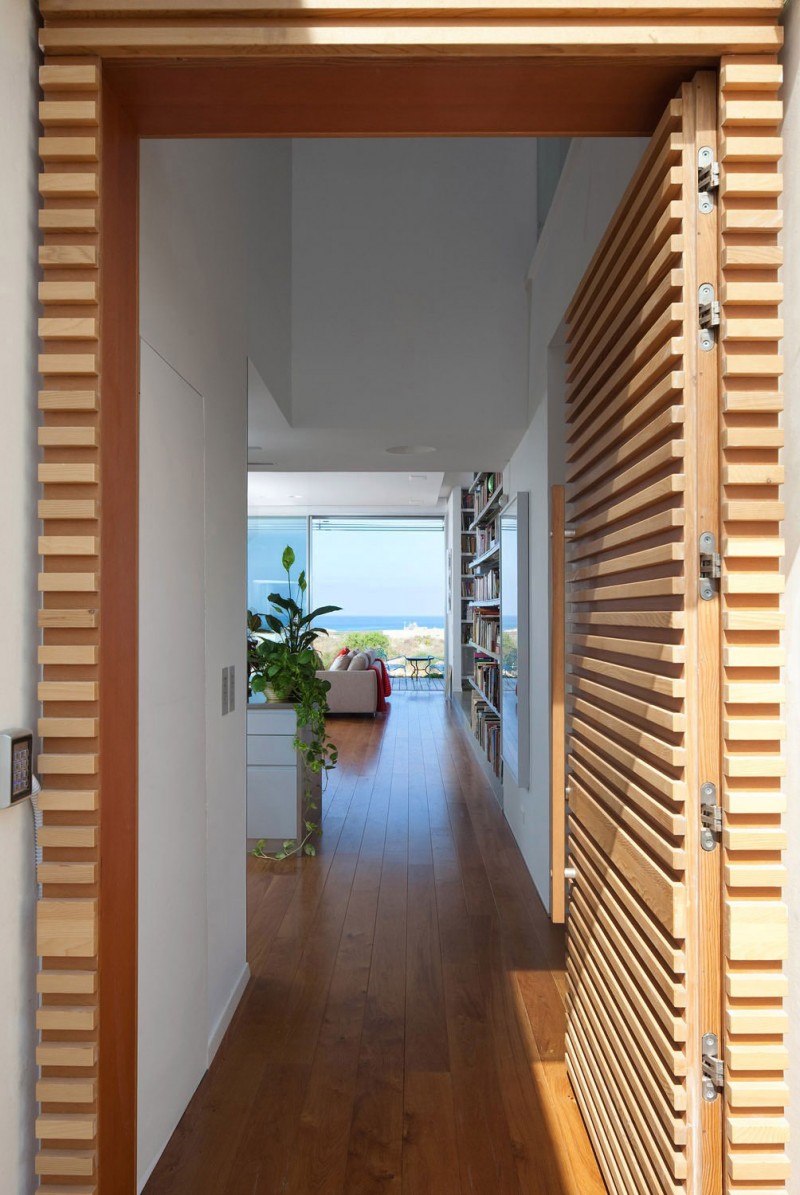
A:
[
  {"left": 39, "top": 63, "right": 99, "bottom": 90},
  {"left": 39, "top": 100, "right": 99, "bottom": 126},
  {"left": 38, "top": 682, "right": 99, "bottom": 702},
  {"left": 35, "top": 1150, "right": 95, "bottom": 1178},
  {"left": 37, "top": 755, "right": 99, "bottom": 776},
  {"left": 38, "top": 320, "right": 99, "bottom": 343},
  {"left": 39, "top": 573, "right": 100, "bottom": 593},
  {"left": 39, "top": 136, "right": 98, "bottom": 162},
  {"left": 36, "top": 1005, "right": 97, "bottom": 1031},
  {"left": 39, "top": 22, "right": 785, "bottom": 57},
  {"left": 37, "top": 899, "right": 97, "bottom": 958},
  {"left": 39, "top": 281, "right": 97, "bottom": 304},
  {"left": 38, "top": 390, "right": 98, "bottom": 412},
  {"left": 38, "top": 825, "right": 98, "bottom": 848},
  {"left": 38, "top": 645, "right": 98, "bottom": 665},
  {"left": 38, "top": 609, "right": 98, "bottom": 630},
  {"left": 726, "top": 900, "right": 788, "bottom": 962},
  {"left": 38, "top": 536, "right": 99, "bottom": 556},
  {"left": 36, "top": 1043, "right": 96, "bottom": 1068},
  {"left": 37, "top": 970, "right": 96, "bottom": 995},
  {"left": 38, "top": 861, "right": 98, "bottom": 886},
  {"left": 36, "top": 1077, "right": 97, "bottom": 1105},
  {"left": 39, "top": 208, "right": 99, "bottom": 232},
  {"left": 38, "top": 173, "right": 98, "bottom": 199}
]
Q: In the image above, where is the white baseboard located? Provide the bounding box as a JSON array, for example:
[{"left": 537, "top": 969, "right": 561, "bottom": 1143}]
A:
[{"left": 207, "top": 962, "right": 251, "bottom": 1063}]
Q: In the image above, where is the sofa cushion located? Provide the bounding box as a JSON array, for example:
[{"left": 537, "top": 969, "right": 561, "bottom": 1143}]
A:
[
  {"left": 349, "top": 652, "right": 370, "bottom": 671},
  {"left": 329, "top": 651, "right": 353, "bottom": 672}
]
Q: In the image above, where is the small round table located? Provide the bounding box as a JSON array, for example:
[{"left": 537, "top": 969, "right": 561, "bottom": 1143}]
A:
[{"left": 406, "top": 655, "right": 434, "bottom": 678}]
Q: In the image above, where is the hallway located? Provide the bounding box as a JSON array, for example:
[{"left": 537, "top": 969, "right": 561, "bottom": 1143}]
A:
[{"left": 145, "top": 694, "right": 604, "bottom": 1194}]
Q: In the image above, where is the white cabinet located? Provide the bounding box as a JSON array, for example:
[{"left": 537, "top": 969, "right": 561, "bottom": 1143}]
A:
[{"left": 246, "top": 703, "right": 302, "bottom": 840}]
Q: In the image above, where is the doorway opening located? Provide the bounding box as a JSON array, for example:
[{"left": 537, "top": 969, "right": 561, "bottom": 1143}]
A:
[{"left": 31, "top": 33, "right": 786, "bottom": 1194}]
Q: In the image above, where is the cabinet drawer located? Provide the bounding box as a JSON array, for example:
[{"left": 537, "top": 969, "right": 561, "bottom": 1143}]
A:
[
  {"left": 247, "top": 708, "right": 297, "bottom": 736},
  {"left": 247, "top": 765, "right": 298, "bottom": 839},
  {"left": 247, "top": 734, "right": 296, "bottom": 767}
]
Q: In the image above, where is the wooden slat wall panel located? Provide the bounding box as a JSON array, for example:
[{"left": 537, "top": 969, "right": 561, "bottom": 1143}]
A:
[
  {"left": 718, "top": 56, "right": 788, "bottom": 1194},
  {"left": 37, "top": 1, "right": 783, "bottom": 59},
  {"left": 35, "top": 56, "right": 101, "bottom": 1191},
  {"left": 564, "top": 91, "right": 697, "bottom": 1195}
]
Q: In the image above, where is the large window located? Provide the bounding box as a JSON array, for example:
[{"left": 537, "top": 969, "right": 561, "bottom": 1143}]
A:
[
  {"left": 310, "top": 517, "right": 445, "bottom": 666},
  {"left": 247, "top": 516, "right": 307, "bottom": 616}
]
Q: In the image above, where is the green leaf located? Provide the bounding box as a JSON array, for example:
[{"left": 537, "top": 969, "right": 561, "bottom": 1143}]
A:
[
  {"left": 274, "top": 851, "right": 287, "bottom": 861},
  {"left": 282, "top": 545, "right": 296, "bottom": 573},
  {"left": 307, "top": 605, "right": 342, "bottom": 622},
  {"left": 303, "top": 843, "right": 316, "bottom": 857},
  {"left": 298, "top": 570, "right": 307, "bottom": 592},
  {"left": 250, "top": 674, "right": 266, "bottom": 693}
]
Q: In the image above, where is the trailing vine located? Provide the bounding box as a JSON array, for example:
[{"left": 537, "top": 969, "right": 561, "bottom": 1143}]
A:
[{"left": 248, "top": 547, "right": 340, "bottom": 861}]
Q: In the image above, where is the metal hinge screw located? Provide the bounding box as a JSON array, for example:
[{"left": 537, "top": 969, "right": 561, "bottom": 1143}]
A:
[
  {"left": 700, "top": 781, "right": 722, "bottom": 852},
  {"left": 702, "top": 1032, "right": 724, "bottom": 1101},
  {"left": 699, "top": 531, "right": 721, "bottom": 601},
  {"left": 698, "top": 147, "right": 720, "bottom": 214},
  {"left": 699, "top": 283, "right": 720, "bottom": 352}
]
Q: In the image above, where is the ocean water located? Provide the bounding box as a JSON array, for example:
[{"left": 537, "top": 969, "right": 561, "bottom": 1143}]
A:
[{"left": 321, "top": 614, "right": 444, "bottom": 632}]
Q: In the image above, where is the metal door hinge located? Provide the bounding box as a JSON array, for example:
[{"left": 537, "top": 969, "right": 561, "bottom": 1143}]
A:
[
  {"left": 702, "top": 1033, "right": 724, "bottom": 1101},
  {"left": 699, "top": 283, "right": 720, "bottom": 351},
  {"left": 698, "top": 147, "right": 720, "bottom": 214},
  {"left": 699, "top": 532, "right": 721, "bottom": 601},
  {"left": 700, "top": 781, "right": 722, "bottom": 852}
]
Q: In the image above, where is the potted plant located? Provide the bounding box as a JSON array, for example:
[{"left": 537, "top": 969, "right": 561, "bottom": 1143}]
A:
[{"left": 247, "top": 547, "right": 341, "bottom": 860}]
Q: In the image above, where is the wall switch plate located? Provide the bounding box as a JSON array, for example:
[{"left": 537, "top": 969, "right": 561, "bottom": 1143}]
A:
[{"left": 221, "top": 666, "right": 229, "bottom": 716}]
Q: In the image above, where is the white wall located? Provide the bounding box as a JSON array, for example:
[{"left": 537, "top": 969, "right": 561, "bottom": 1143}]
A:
[
  {"left": 503, "top": 138, "right": 647, "bottom": 908},
  {"left": 138, "top": 343, "right": 209, "bottom": 1181},
  {"left": 291, "top": 139, "right": 537, "bottom": 438},
  {"left": 780, "top": 9, "right": 800, "bottom": 1184},
  {"left": 445, "top": 488, "right": 461, "bottom": 691},
  {"left": 0, "top": 3, "right": 39, "bottom": 1191},
  {"left": 138, "top": 139, "right": 289, "bottom": 1187}
]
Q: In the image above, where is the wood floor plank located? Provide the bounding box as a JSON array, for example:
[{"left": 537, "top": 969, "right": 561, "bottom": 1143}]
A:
[{"left": 145, "top": 693, "right": 605, "bottom": 1195}]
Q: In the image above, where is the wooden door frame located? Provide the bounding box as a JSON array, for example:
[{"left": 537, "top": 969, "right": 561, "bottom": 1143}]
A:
[{"left": 34, "top": 7, "right": 785, "bottom": 1191}]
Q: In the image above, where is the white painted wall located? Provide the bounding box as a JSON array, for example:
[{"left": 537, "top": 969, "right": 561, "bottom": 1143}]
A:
[
  {"left": 290, "top": 139, "right": 537, "bottom": 441},
  {"left": 138, "top": 140, "right": 289, "bottom": 1186},
  {"left": 503, "top": 138, "right": 647, "bottom": 908},
  {"left": 138, "top": 343, "right": 208, "bottom": 1182},
  {"left": 445, "top": 488, "right": 461, "bottom": 691},
  {"left": 780, "top": 9, "right": 800, "bottom": 1184},
  {"left": 0, "top": 3, "right": 39, "bottom": 1191}
]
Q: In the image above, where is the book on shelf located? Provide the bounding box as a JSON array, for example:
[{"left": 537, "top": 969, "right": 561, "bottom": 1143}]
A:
[
  {"left": 473, "top": 569, "right": 499, "bottom": 601},
  {"left": 471, "top": 609, "right": 500, "bottom": 654},
  {"left": 474, "top": 525, "right": 498, "bottom": 556},
  {"left": 470, "top": 692, "right": 502, "bottom": 779},
  {"left": 474, "top": 658, "right": 499, "bottom": 707},
  {"left": 472, "top": 472, "right": 503, "bottom": 522}
]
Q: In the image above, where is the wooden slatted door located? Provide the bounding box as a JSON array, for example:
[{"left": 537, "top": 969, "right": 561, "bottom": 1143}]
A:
[{"left": 563, "top": 74, "right": 723, "bottom": 1194}]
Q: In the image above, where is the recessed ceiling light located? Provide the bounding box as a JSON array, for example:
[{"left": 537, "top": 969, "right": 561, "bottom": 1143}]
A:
[
  {"left": 247, "top": 445, "right": 262, "bottom": 452},
  {"left": 408, "top": 473, "right": 428, "bottom": 480},
  {"left": 385, "top": 445, "right": 436, "bottom": 456},
  {"left": 408, "top": 499, "right": 425, "bottom": 505},
  {"left": 289, "top": 494, "right": 304, "bottom": 499}
]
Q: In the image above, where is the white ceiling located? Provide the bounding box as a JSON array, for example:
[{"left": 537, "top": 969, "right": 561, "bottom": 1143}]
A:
[{"left": 248, "top": 469, "right": 447, "bottom": 514}]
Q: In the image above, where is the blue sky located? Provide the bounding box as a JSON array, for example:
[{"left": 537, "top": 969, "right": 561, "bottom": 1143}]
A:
[
  {"left": 247, "top": 516, "right": 445, "bottom": 619},
  {"left": 312, "top": 519, "right": 445, "bottom": 617}
]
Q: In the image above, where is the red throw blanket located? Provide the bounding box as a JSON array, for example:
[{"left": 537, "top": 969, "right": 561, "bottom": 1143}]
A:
[{"left": 369, "top": 658, "right": 392, "bottom": 712}]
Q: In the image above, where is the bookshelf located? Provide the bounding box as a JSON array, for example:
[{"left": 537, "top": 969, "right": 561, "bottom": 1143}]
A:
[
  {"left": 457, "top": 472, "right": 504, "bottom": 792},
  {"left": 458, "top": 489, "right": 476, "bottom": 684}
]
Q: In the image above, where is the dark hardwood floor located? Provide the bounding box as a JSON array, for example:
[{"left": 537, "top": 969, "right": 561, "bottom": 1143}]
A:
[{"left": 144, "top": 693, "right": 605, "bottom": 1194}]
